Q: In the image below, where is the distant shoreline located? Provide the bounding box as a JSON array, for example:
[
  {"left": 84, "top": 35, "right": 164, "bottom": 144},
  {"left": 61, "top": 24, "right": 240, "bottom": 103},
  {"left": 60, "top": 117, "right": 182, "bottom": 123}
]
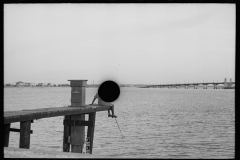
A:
[
  {"left": 3, "top": 86, "right": 133, "bottom": 88},
  {"left": 4, "top": 86, "right": 234, "bottom": 89}
]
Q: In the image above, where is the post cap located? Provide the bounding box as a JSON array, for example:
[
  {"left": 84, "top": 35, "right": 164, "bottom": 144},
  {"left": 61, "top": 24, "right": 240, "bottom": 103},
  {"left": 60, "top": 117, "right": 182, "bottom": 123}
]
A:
[
  {"left": 68, "top": 80, "right": 88, "bottom": 81},
  {"left": 68, "top": 80, "right": 88, "bottom": 87}
]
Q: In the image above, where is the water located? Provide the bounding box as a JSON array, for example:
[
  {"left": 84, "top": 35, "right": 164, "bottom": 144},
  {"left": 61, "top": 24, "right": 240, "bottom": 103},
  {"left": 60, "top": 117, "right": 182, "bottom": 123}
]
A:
[{"left": 4, "top": 87, "right": 235, "bottom": 158}]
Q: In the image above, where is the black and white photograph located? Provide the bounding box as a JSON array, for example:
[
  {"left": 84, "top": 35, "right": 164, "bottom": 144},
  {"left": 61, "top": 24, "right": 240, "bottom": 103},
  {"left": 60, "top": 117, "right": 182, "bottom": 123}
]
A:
[{"left": 4, "top": 3, "right": 235, "bottom": 158}]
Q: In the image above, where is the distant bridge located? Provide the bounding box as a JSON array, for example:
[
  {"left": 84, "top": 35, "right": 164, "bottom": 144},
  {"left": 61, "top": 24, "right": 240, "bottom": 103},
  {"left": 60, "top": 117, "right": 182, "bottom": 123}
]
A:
[{"left": 142, "top": 78, "right": 235, "bottom": 89}]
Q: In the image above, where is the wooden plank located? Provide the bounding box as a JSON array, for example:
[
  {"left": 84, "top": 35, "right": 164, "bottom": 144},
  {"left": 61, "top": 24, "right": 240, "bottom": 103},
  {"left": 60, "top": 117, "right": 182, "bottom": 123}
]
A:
[
  {"left": 10, "top": 128, "right": 33, "bottom": 134},
  {"left": 63, "top": 115, "right": 71, "bottom": 152},
  {"left": 4, "top": 107, "right": 78, "bottom": 117},
  {"left": 4, "top": 124, "right": 11, "bottom": 147},
  {"left": 4, "top": 106, "right": 86, "bottom": 118},
  {"left": 4, "top": 105, "right": 96, "bottom": 118},
  {"left": 63, "top": 119, "right": 93, "bottom": 126},
  {"left": 4, "top": 105, "right": 100, "bottom": 118},
  {"left": 87, "top": 112, "right": 96, "bottom": 154},
  {"left": 19, "top": 121, "right": 31, "bottom": 149},
  {"left": 4, "top": 105, "right": 111, "bottom": 124}
]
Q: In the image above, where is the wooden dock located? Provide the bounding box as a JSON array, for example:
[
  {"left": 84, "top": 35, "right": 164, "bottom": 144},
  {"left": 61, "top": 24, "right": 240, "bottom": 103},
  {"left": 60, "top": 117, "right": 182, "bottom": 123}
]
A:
[
  {"left": 4, "top": 105, "right": 111, "bottom": 124},
  {"left": 4, "top": 79, "right": 116, "bottom": 158}
]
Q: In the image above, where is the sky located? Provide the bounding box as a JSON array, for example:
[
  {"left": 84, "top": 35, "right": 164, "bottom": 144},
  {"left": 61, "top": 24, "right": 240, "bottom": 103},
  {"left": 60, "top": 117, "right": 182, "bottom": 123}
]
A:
[{"left": 4, "top": 4, "right": 235, "bottom": 85}]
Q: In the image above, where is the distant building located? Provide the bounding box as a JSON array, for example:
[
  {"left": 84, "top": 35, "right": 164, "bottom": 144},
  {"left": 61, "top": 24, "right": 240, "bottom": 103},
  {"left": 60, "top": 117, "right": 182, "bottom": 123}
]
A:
[
  {"left": 36, "top": 83, "right": 43, "bottom": 86},
  {"left": 16, "top": 81, "right": 25, "bottom": 87},
  {"left": 47, "top": 83, "right": 53, "bottom": 87},
  {"left": 25, "top": 82, "right": 36, "bottom": 87}
]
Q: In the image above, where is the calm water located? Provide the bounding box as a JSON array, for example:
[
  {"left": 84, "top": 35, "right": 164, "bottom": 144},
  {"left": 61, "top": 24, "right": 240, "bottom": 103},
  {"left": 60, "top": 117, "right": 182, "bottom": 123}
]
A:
[{"left": 4, "top": 87, "right": 235, "bottom": 158}]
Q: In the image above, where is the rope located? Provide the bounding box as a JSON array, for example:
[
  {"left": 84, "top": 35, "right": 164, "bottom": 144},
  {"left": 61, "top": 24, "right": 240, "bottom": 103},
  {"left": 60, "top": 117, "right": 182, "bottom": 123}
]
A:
[{"left": 114, "top": 117, "right": 124, "bottom": 140}]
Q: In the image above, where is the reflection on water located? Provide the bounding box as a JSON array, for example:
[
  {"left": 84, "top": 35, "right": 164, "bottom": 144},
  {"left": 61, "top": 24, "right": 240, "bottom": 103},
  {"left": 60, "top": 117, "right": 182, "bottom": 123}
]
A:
[{"left": 4, "top": 87, "right": 234, "bottom": 158}]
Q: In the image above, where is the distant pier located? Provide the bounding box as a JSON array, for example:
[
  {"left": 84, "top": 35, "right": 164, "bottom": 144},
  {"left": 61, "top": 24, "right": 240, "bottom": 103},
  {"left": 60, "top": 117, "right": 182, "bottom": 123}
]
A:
[{"left": 142, "top": 78, "right": 235, "bottom": 89}]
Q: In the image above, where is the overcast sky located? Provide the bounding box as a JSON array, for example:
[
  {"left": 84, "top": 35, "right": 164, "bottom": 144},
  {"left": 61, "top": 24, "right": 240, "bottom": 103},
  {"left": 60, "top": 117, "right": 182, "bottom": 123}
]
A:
[{"left": 4, "top": 4, "right": 235, "bottom": 85}]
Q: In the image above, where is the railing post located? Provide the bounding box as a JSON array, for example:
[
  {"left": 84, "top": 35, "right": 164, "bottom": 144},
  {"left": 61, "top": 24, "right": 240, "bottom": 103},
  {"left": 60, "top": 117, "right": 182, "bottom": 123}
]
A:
[{"left": 67, "top": 80, "right": 87, "bottom": 153}]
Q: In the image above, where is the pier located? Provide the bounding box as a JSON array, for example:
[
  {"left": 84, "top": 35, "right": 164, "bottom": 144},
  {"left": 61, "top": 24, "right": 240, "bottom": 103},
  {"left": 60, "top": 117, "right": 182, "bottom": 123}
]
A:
[
  {"left": 143, "top": 78, "right": 235, "bottom": 89},
  {"left": 4, "top": 80, "right": 116, "bottom": 157}
]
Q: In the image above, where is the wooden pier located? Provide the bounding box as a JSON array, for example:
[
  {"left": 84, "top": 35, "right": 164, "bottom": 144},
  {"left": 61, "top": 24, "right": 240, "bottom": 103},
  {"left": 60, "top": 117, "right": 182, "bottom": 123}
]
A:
[{"left": 4, "top": 80, "right": 114, "bottom": 157}]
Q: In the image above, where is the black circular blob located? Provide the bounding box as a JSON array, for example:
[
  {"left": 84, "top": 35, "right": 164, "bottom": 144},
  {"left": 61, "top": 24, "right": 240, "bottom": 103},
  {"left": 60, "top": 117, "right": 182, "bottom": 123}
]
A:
[{"left": 98, "top": 80, "right": 120, "bottom": 102}]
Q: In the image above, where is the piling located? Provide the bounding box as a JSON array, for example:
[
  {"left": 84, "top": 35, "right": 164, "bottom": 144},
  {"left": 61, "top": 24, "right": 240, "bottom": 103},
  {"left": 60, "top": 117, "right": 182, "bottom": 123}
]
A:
[
  {"left": 4, "top": 124, "right": 11, "bottom": 147},
  {"left": 86, "top": 112, "right": 96, "bottom": 154},
  {"left": 62, "top": 80, "right": 97, "bottom": 154},
  {"left": 63, "top": 115, "right": 71, "bottom": 152},
  {"left": 63, "top": 80, "right": 87, "bottom": 153},
  {"left": 19, "top": 121, "right": 31, "bottom": 149}
]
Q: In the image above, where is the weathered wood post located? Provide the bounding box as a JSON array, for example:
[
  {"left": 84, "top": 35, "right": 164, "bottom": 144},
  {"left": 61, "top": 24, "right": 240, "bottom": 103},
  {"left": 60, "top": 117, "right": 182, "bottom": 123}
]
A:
[
  {"left": 63, "top": 115, "right": 71, "bottom": 152},
  {"left": 63, "top": 80, "right": 87, "bottom": 153},
  {"left": 4, "top": 124, "right": 11, "bottom": 147},
  {"left": 19, "top": 121, "right": 31, "bottom": 149},
  {"left": 86, "top": 112, "right": 96, "bottom": 154}
]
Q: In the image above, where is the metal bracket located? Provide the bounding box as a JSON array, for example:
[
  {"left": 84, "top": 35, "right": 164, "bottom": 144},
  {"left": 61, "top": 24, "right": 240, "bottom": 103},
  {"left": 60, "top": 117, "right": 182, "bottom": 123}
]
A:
[{"left": 63, "top": 119, "right": 93, "bottom": 127}]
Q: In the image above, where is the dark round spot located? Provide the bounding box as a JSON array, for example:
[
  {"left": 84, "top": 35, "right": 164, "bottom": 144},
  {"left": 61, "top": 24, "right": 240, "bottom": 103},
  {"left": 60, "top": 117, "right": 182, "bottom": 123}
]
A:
[{"left": 98, "top": 80, "right": 120, "bottom": 102}]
